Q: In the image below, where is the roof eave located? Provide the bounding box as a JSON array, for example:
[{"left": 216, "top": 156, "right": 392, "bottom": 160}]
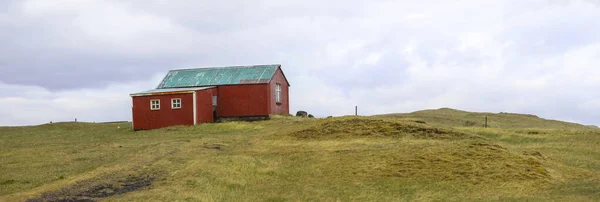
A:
[
  {"left": 130, "top": 91, "right": 195, "bottom": 97},
  {"left": 130, "top": 86, "right": 216, "bottom": 97}
]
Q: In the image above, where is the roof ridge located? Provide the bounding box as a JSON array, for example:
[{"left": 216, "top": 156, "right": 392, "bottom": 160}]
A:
[{"left": 170, "top": 64, "right": 281, "bottom": 72}]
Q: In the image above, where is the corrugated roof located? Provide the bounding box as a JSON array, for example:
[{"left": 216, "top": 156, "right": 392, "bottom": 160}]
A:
[
  {"left": 130, "top": 86, "right": 215, "bottom": 97},
  {"left": 156, "top": 64, "right": 280, "bottom": 89}
]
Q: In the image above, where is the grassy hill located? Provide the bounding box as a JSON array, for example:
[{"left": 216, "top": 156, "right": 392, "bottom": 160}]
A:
[
  {"left": 375, "top": 108, "right": 593, "bottom": 129},
  {"left": 1, "top": 112, "right": 599, "bottom": 201}
]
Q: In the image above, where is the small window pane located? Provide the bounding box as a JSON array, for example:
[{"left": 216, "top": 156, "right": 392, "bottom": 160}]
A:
[
  {"left": 172, "top": 98, "right": 182, "bottom": 109},
  {"left": 151, "top": 100, "right": 160, "bottom": 110}
]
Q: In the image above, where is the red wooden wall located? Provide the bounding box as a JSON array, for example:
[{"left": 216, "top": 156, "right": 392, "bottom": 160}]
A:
[
  {"left": 217, "top": 84, "right": 270, "bottom": 117},
  {"left": 268, "top": 68, "right": 290, "bottom": 115},
  {"left": 132, "top": 93, "right": 194, "bottom": 130}
]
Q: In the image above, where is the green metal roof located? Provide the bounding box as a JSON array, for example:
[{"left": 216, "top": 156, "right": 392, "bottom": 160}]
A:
[{"left": 157, "top": 64, "right": 281, "bottom": 89}]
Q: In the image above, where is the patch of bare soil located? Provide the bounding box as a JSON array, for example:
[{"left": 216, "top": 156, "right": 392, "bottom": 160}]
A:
[
  {"left": 291, "top": 118, "right": 475, "bottom": 140},
  {"left": 26, "top": 174, "right": 156, "bottom": 202},
  {"left": 202, "top": 143, "right": 225, "bottom": 150}
]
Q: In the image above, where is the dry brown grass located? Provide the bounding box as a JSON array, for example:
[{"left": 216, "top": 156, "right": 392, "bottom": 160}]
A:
[
  {"left": 0, "top": 115, "right": 598, "bottom": 201},
  {"left": 376, "top": 143, "right": 549, "bottom": 183}
]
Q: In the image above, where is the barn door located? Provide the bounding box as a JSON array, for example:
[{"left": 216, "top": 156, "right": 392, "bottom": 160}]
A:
[{"left": 212, "top": 96, "right": 218, "bottom": 121}]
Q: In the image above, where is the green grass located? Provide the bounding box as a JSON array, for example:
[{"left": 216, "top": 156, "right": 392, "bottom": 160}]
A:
[
  {"left": 1, "top": 111, "right": 599, "bottom": 201},
  {"left": 375, "top": 108, "right": 595, "bottom": 129}
]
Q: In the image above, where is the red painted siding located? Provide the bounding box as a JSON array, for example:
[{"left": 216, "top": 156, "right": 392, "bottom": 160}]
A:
[
  {"left": 132, "top": 93, "right": 194, "bottom": 130},
  {"left": 217, "top": 84, "right": 269, "bottom": 117},
  {"left": 196, "top": 88, "right": 217, "bottom": 123},
  {"left": 268, "top": 67, "right": 290, "bottom": 115}
]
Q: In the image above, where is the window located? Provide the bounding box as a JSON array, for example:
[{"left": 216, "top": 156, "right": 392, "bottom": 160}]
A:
[
  {"left": 172, "top": 98, "right": 182, "bottom": 109},
  {"left": 150, "top": 99, "right": 160, "bottom": 110},
  {"left": 275, "top": 84, "right": 282, "bottom": 103}
]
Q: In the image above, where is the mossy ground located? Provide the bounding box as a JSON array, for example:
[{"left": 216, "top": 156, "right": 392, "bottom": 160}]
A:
[{"left": 1, "top": 113, "right": 599, "bottom": 201}]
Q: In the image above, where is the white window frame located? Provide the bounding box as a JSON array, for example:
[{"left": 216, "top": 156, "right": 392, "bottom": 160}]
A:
[
  {"left": 150, "top": 99, "right": 160, "bottom": 110},
  {"left": 275, "top": 83, "right": 282, "bottom": 103},
  {"left": 171, "top": 98, "right": 182, "bottom": 109}
]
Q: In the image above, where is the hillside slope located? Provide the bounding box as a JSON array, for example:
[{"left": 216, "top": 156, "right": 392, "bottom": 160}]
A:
[
  {"left": 375, "top": 108, "right": 594, "bottom": 129},
  {"left": 1, "top": 115, "right": 599, "bottom": 201}
]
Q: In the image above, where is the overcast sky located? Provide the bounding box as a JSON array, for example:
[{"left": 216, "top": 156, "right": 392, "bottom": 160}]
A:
[{"left": 1, "top": 0, "right": 599, "bottom": 126}]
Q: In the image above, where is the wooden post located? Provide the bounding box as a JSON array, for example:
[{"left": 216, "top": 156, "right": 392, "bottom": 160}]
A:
[{"left": 485, "top": 116, "right": 488, "bottom": 128}]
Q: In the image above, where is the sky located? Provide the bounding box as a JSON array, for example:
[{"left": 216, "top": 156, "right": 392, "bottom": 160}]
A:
[{"left": 0, "top": 0, "right": 599, "bottom": 126}]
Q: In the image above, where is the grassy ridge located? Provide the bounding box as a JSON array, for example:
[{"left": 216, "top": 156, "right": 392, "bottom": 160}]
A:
[
  {"left": 1, "top": 112, "right": 599, "bottom": 201},
  {"left": 375, "top": 108, "right": 593, "bottom": 129}
]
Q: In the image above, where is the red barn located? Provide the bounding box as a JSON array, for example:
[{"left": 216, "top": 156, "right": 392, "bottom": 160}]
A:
[{"left": 130, "top": 64, "right": 290, "bottom": 130}]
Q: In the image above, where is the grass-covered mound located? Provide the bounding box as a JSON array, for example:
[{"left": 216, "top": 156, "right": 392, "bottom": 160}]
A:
[
  {"left": 291, "top": 117, "right": 473, "bottom": 140},
  {"left": 373, "top": 143, "right": 549, "bottom": 183},
  {"left": 283, "top": 117, "right": 550, "bottom": 186}
]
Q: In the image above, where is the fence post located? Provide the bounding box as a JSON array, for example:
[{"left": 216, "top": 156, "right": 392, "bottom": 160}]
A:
[{"left": 485, "top": 116, "right": 488, "bottom": 128}]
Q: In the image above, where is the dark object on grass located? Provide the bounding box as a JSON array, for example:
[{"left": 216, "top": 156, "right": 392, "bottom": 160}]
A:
[
  {"left": 203, "top": 143, "right": 224, "bottom": 150},
  {"left": 296, "top": 111, "right": 308, "bottom": 117}
]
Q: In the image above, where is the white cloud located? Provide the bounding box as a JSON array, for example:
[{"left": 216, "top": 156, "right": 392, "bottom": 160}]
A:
[
  {"left": 19, "top": 0, "right": 197, "bottom": 55},
  {"left": 0, "top": 74, "right": 164, "bottom": 126}
]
